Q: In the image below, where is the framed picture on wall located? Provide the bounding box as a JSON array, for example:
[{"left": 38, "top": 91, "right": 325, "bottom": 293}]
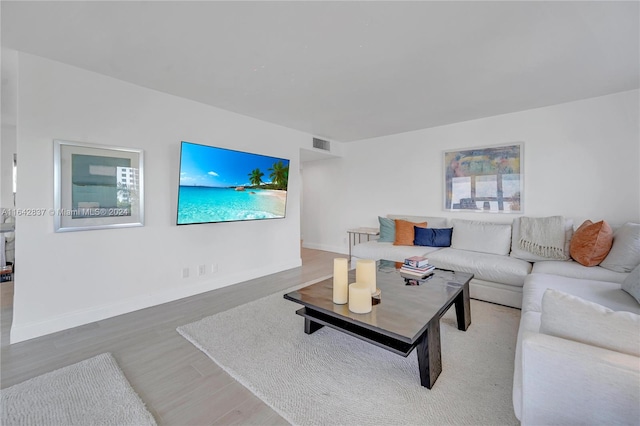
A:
[
  {"left": 443, "top": 143, "right": 523, "bottom": 213},
  {"left": 53, "top": 140, "right": 144, "bottom": 232}
]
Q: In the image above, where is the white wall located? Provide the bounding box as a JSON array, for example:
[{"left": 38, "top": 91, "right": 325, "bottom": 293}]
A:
[
  {"left": 303, "top": 90, "right": 640, "bottom": 253},
  {"left": 12, "top": 53, "right": 307, "bottom": 342},
  {"left": 2, "top": 49, "right": 18, "bottom": 210},
  {"left": 1, "top": 49, "right": 18, "bottom": 264}
]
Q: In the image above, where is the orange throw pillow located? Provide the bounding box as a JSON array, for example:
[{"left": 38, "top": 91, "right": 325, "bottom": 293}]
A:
[
  {"left": 570, "top": 220, "right": 614, "bottom": 266},
  {"left": 394, "top": 219, "right": 427, "bottom": 246}
]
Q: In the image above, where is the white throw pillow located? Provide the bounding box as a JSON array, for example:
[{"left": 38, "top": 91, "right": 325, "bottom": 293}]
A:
[
  {"left": 600, "top": 222, "right": 640, "bottom": 273},
  {"left": 622, "top": 264, "right": 640, "bottom": 305},
  {"left": 510, "top": 217, "right": 573, "bottom": 261},
  {"left": 450, "top": 219, "right": 512, "bottom": 256},
  {"left": 540, "top": 289, "right": 640, "bottom": 357}
]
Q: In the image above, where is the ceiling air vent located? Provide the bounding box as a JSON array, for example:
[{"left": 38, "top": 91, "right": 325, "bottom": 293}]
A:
[{"left": 312, "top": 138, "right": 330, "bottom": 151}]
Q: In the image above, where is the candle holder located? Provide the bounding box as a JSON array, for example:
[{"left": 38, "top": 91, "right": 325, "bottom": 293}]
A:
[
  {"left": 371, "top": 288, "right": 381, "bottom": 305},
  {"left": 348, "top": 282, "right": 372, "bottom": 314},
  {"left": 332, "top": 258, "right": 349, "bottom": 304},
  {"left": 355, "top": 259, "right": 377, "bottom": 294}
]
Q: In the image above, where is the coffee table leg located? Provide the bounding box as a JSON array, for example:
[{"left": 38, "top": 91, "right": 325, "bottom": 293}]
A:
[
  {"left": 304, "top": 318, "right": 324, "bottom": 334},
  {"left": 454, "top": 281, "right": 471, "bottom": 331},
  {"left": 416, "top": 318, "right": 441, "bottom": 389}
]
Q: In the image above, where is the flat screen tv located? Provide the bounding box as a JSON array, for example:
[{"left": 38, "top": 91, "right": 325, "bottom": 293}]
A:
[{"left": 177, "top": 141, "right": 290, "bottom": 225}]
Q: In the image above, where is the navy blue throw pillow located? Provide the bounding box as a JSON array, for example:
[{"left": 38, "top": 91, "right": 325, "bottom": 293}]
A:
[{"left": 414, "top": 227, "right": 453, "bottom": 247}]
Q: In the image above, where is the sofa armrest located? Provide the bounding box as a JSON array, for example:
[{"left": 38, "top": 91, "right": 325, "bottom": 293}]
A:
[{"left": 521, "top": 333, "right": 640, "bottom": 425}]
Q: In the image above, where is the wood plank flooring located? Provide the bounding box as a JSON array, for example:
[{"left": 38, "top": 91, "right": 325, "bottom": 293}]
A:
[{"left": 0, "top": 248, "right": 347, "bottom": 425}]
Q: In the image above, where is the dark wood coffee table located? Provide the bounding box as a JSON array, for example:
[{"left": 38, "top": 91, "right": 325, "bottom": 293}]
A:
[{"left": 283, "top": 261, "right": 473, "bottom": 389}]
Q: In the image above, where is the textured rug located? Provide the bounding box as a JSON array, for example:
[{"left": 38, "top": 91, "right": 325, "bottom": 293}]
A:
[
  {"left": 178, "top": 284, "right": 521, "bottom": 425},
  {"left": 1, "top": 353, "right": 156, "bottom": 426}
]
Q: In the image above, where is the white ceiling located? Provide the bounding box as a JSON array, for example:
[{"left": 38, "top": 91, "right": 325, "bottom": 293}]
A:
[{"left": 2, "top": 1, "right": 638, "bottom": 143}]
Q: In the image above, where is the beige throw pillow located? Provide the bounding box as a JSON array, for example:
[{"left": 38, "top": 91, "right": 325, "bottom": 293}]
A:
[
  {"left": 622, "top": 264, "right": 640, "bottom": 305},
  {"left": 540, "top": 289, "right": 640, "bottom": 357},
  {"left": 600, "top": 222, "right": 640, "bottom": 273}
]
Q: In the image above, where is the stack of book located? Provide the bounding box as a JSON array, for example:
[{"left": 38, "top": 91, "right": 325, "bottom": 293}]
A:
[
  {"left": 399, "top": 256, "right": 435, "bottom": 279},
  {"left": 0, "top": 264, "right": 12, "bottom": 283}
]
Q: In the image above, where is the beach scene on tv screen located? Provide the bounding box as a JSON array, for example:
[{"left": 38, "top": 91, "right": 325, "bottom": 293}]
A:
[{"left": 177, "top": 142, "right": 289, "bottom": 224}]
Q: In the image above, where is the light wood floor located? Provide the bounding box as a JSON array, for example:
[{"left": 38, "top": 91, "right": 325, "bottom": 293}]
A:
[{"left": 0, "top": 248, "right": 347, "bottom": 425}]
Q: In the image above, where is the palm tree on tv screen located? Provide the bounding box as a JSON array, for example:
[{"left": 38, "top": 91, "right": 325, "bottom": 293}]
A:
[
  {"left": 268, "top": 161, "right": 289, "bottom": 190},
  {"left": 248, "top": 168, "right": 264, "bottom": 187}
]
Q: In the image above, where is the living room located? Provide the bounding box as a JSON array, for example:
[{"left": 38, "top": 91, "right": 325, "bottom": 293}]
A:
[{"left": 1, "top": 1, "right": 639, "bottom": 425}]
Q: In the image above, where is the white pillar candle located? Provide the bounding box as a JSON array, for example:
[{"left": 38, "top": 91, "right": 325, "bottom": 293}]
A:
[
  {"left": 332, "top": 258, "right": 349, "bottom": 304},
  {"left": 348, "top": 282, "right": 372, "bottom": 314},
  {"left": 356, "top": 259, "right": 377, "bottom": 294}
]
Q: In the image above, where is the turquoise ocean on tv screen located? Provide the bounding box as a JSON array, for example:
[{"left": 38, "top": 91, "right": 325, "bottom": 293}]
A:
[{"left": 177, "top": 186, "right": 287, "bottom": 224}]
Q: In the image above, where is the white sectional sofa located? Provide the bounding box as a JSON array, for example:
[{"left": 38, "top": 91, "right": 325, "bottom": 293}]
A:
[
  {"left": 352, "top": 215, "right": 536, "bottom": 308},
  {"left": 352, "top": 215, "right": 640, "bottom": 424},
  {"left": 351, "top": 215, "right": 635, "bottom": 308}
]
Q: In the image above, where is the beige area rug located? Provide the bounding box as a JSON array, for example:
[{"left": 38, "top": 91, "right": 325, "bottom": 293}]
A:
[
  {"left": 1, "top": 353, "right": 156, "bottom": 426},
  {"left": 178, "top": 284, "right": 521, "bottom": 426}
]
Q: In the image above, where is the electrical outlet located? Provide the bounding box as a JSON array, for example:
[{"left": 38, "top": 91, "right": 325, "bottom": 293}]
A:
[
  {"left": 198, "top": 264, "right": 207, "bottom": 276},
  {"left": 211, "top": 263, "right": 218, "bottom": 273},
  {"left": 182, "top": 267, "right": 190, "bottom": 279}
]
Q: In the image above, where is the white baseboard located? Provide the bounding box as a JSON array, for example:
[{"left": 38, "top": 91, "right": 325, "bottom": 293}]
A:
[
  {"left": 10, "top": 258, "right": 302, "bottom": 344},
  {"left": 302, "top": 241, "right": 347, "bottom": 255}
]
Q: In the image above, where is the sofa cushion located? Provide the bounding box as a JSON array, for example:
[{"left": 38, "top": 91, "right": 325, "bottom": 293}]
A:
[
  {"left": 351, "top": 241, "right": 442, "bottom": 263},
  {"left": 532, "top": 260, "right": 628, "bottom": 284},
  {"left": 570, "top": 220, "right": 613, "bottom": 266},
  {"left": 600, "top": 222, "right": 640, "bottom": 273},
  {"left": 428, "top": 247, "right": 531, "bottom": 287},
  {"left": 378, "top": 216, "right": 395, "bottom": 242},
  {"left": 622, "top": 264, "right": 640, "bottom": 305},
  {"left": 387, "top": 215, "right": 447, "bottom": 228},
  {"left": 510, "top": 217, "right": 573, "bottom": 262},
  {"left": 540, "top": 289, "right": 640, "bottom": 357},
  {"left": 522, "top": 273, "right": 640, "bottom": 315},
  {"left": 450, "top": 219, "right": 512, "bottom": 255},
  {"left": 414, "top": 227, "right": 452, "bottom": 247},
  {"left": 393, "top": 220, "right": 426, "bottom": 246}
]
